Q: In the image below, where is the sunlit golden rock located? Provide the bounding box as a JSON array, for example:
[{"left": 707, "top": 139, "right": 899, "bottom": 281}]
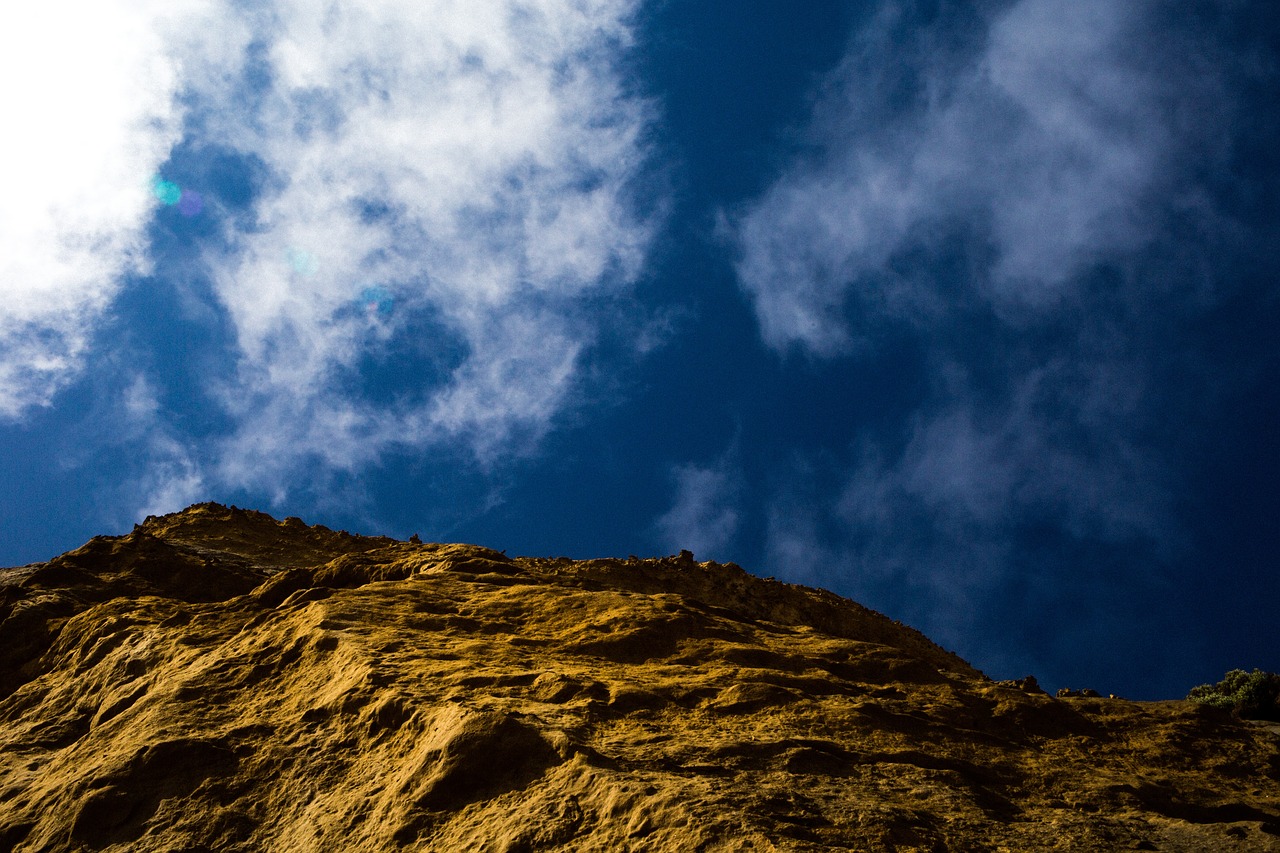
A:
[{"left": 1, "top": 503, "right": 1277, "bottom": 851}]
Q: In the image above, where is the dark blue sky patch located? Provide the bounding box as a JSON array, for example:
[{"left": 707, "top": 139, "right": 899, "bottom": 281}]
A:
[
  {"left": 327, "top": 302, "right": 471, "bottom": 410},
  {"left": 635, "top": 0, "right": 869, "bottom": 202},
  {"left": 0, "top": 404, "right": 109, "bottom": 565},
  {"left": 102, "top": 275, "right": 241, "bottom": 433},
  {"left": 354, "top": 197, "right": 397, "bottom": 226},
  {"left": 197, "top": 147, "right": 272, "bottom": 213}
]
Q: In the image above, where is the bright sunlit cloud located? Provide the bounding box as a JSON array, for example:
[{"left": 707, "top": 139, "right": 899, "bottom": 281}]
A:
[
  {"left": 190, "top": 0, "right": 654, "bottom": 494},
  {"left": 0, "top": 1, "right": 206, "bottom": 417},
  {"left": 0, "top": 0, "right": 654, "bottom": 506}
]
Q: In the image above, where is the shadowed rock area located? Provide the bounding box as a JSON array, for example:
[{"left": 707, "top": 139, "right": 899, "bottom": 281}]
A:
[{"left": 1, "top": 503, "right": 1278, "bottom": 851}]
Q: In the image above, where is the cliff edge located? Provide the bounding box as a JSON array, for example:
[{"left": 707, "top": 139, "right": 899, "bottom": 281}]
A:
[{"left": 1, "top": 503, "right": 1277, "bottom": 851}]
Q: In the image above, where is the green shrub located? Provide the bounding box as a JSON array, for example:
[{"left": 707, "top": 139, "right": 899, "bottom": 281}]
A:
[{"left": 1187, "top": 669, "right": 1280, "bottom": 721}]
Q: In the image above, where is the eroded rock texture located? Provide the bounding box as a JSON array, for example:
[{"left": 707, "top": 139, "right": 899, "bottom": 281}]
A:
[{"left": 1, "top": 503, "right": 1278, "bottom": 851}]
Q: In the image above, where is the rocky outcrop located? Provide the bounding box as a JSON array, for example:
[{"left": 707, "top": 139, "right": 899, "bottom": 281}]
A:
[{"left": 1, "top": 503, "right": 1278, "bottom": 851}]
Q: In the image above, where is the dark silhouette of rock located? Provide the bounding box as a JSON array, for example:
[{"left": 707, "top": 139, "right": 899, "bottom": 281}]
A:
[
  {"left": 1057, "top": 687, "right": 1104, "bottom": 698},
  {"left": 997, "top": 675, "right": 1047, "bottom": 694}
]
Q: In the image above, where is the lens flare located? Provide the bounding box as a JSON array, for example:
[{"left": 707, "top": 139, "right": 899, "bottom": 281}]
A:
[
  {"left": 358, "top": 285, "right": 394, "bottom": 316},
  {"left": 151, "top": 177, "right": 181, "bottom": 206},
  {"left": 177, "top": 190, "right": 203, "bottom": 217},
  {"left": 151, "top": 177, "right": 204, "bottom": 217},
  {"left": 287, "top": 249, "right": 319, "bottom": 277}
]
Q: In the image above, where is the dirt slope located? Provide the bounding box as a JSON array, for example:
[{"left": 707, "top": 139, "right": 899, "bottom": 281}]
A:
[{"left": 1, "top": 503, "right": 1277, "bottom": 851}]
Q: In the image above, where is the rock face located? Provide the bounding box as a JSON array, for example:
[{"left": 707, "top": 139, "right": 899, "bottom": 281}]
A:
[{"left": 1, "top": 504, "right": 1278, "bottom": 852}]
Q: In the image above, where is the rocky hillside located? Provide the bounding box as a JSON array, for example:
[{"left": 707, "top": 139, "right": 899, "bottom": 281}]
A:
[{"left": 1, "top": 503, "right": 1277, "bottom": 851}]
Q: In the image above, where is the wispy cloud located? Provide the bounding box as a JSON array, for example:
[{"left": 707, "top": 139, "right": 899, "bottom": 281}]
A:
[
  {"left": 732, "top": 0, "right": 1258, "bottom": 666},
  {"left": 654, "top": 451, "right": 743, "bottom": 560},
  {"left": 733, "top": 0, "right": 1234, "bottom": 352},
  {"left": 192, "top": 0, "right": 656, "bottom": 494},
  {"left": 3, "top": 1, "right": 656, "bottom": 512}
]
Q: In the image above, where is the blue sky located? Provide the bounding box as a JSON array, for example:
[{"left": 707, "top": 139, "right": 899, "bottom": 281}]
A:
[{"left": 1, "top": 0, "right": 1277, "bottom": 699}]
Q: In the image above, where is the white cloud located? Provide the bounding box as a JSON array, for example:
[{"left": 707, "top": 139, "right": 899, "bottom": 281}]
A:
[
  {"left": 737, "top": 0, "right": 1233, "bottom": 631},
  {"left": 654, "top": 455, "right": 742, "bottom": 560},
  {"left": 2, "top": 0, "right": 655, "bottom": 499},
  {"left": 0, "top": 1, "right": 212, "bottom": 417},
  {"left": 134, "top": 436, "right": 207, "bottom": 520},
  {"left": 732, "top": 0, "right": 1228, "bottom": 353},
  {"left": 194, "top": 0, "right": 654, "bottom": 491}
]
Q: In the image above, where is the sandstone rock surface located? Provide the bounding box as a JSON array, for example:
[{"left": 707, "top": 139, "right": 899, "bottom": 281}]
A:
[{"left": 1, "top": 503, "right": 1278, "bottom": 851}]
